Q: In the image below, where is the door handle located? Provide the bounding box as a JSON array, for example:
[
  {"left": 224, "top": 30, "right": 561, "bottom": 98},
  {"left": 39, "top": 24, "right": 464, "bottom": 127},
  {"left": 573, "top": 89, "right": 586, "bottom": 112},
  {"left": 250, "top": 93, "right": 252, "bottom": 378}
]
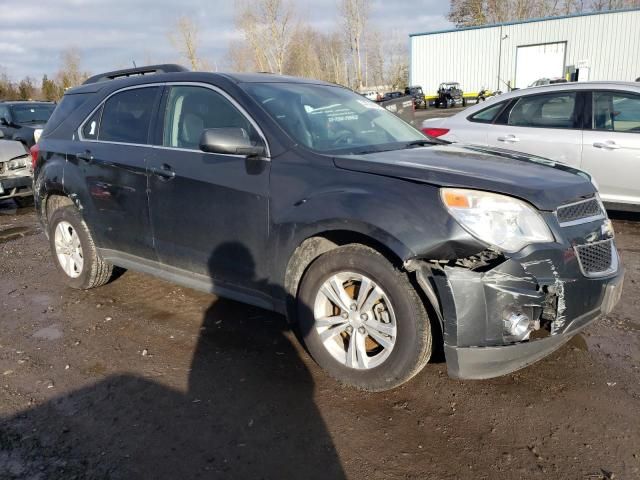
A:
[
  {"left": 593, "top": 141, "right": 620, "bottom": 150},
  {"left": 497, "top": 134, "right": 520, "bottom": 143},
  {"left": 150, "top": 164, "right": 176, "bottom": 180},
  {"left": 77, "top": 150, "right": 93, "bottom": 163}
]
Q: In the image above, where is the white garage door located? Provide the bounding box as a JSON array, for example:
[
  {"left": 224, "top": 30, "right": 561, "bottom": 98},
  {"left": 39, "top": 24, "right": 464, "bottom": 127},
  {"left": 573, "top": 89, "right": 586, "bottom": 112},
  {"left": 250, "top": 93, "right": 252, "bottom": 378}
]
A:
[{"left": 515, "top": 42, "right": 566, "bottom": 88}]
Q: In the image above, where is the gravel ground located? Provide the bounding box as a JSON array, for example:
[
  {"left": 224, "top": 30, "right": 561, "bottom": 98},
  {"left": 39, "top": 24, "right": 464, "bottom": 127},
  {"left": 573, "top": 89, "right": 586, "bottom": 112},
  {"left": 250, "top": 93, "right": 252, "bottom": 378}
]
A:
[{"left": 0, "top": 200, "right": 639, "bottom": 480}]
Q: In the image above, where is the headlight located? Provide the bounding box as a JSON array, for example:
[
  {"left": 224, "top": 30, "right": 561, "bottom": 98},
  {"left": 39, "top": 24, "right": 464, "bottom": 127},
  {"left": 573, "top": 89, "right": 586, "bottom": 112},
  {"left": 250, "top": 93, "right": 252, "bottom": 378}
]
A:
[
  {"left": 33, "top": 129, "right": 43, "bottom": 143},
  {"left": 7, "top": 158, "right": 28, "bottom": 170},
  {"left": 441, "top": 188, "right": 554, "bottom": 252}
]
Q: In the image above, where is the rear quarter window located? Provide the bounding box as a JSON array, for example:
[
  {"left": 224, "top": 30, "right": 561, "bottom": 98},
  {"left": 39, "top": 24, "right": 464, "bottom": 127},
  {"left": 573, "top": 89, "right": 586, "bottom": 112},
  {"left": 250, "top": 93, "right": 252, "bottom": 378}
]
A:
[
  {"left": 468, "top": 101, "right": 507, "bottom": 123},
  {"left": 42, "top": 93, "right": 91, "bottom": 137}
]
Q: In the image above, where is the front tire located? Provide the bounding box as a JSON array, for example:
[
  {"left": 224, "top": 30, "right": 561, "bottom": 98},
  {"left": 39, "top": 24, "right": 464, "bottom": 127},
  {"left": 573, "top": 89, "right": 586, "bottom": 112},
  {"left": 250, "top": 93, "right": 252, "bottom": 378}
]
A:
[
  {"left": 297, "top": 245, "right": 432, "bottom": 391},
  {"left": 48, "top": 205, "right": 114, "bottom": 289}
]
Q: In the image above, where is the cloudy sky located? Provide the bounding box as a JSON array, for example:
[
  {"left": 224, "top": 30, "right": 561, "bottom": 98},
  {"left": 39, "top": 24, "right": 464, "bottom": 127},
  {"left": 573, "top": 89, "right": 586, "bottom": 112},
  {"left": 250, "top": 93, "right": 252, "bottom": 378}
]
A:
[{"left": 0, "top": 0, "right": 451, "bottom": 80}]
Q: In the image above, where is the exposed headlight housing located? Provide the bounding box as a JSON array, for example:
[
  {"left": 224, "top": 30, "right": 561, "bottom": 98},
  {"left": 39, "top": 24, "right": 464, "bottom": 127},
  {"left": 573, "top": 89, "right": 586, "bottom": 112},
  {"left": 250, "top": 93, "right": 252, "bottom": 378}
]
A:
[
  {"left": 33, "top": 129, "right": 43, "bottom": 143},
  {"left": 7, "top": 158, "right": 28, "bottom": 170},
  {"left": 441, "top": 188, "right": 554, "bottom": 253}
]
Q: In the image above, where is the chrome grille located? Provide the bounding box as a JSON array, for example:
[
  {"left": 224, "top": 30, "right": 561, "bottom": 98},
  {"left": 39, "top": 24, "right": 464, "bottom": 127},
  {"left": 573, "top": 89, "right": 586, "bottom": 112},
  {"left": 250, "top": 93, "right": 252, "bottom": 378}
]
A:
[
  {"left": 556, "top": 197, "right": 604, "bottom": 226},
  {"left": 0, "top": 162, "right": 5, "bottom": 175},
  {"left": 575, "top": 239, "right": 616, "bottom": 277}
]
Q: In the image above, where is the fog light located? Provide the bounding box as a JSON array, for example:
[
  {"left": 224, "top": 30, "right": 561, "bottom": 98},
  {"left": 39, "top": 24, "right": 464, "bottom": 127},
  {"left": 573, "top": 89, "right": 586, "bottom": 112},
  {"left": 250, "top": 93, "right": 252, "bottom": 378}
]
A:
[{"left": 504, "top": 312, "right": 531, "bottom": 340}]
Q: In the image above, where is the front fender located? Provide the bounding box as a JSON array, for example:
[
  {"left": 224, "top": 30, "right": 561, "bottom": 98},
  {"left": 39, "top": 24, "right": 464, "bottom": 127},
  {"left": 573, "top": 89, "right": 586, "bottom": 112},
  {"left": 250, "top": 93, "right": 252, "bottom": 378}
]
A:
[{"left": 269, "top": 167, "right": 485, "bottom": 290}]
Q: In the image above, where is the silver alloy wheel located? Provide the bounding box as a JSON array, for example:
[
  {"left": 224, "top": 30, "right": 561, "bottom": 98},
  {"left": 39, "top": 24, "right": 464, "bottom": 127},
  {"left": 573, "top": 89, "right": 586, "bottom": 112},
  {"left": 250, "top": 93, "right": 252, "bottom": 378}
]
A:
[
  {"left": 54, "top": 221, "right": 84, "bottom": 279},
  {"left": 313, "top": 272, "right": 397, "bottom": 370}
]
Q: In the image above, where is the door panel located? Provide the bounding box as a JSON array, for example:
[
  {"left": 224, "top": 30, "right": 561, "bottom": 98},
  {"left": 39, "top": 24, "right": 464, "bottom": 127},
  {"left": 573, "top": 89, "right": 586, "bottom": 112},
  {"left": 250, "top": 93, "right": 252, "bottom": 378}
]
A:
[
  {"left": 582, "top": 91, "right": 640, "bottom": 205},
  {"left": 487, "top": 91, "right": 583, "bottom": 167},
  {"left": 147, "top": 85, "right": 270, "bottom": 294},
  {"left": 73, "top": 86, "right": 161, "bottom": 259}
]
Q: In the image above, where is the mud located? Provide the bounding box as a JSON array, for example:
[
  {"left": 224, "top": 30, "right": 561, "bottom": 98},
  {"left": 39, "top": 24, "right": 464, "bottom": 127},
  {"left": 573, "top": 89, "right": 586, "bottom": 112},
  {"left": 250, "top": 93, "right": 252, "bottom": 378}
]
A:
[{"left": 0, "top": 199, "right": 639, "bottom": 479}]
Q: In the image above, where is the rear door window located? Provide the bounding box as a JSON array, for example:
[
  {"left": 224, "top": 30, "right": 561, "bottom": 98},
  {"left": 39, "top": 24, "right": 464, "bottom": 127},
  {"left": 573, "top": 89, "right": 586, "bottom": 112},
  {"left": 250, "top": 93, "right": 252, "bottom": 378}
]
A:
[
  {"left": 504, "top": 92, "right": 578, "bottom": 129},
  {"left": 593, "top": 91, "right": 640, "bottom": 133},
  {"left": 99, "top": 87, "right": 160, "bottom": 144}
]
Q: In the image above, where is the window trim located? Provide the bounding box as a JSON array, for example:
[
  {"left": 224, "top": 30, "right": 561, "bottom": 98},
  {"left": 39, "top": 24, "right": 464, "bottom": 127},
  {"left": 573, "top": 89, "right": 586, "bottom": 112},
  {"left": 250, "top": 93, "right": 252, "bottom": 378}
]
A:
[
  {"left": 493, "top": 90, "right": 584, "bottom": 130},
  {"left": 589, "top": 89, "right": 640, "bottom": 134},
  {"left": 77, "top": 82, "right": 271, "bottom": 158}
]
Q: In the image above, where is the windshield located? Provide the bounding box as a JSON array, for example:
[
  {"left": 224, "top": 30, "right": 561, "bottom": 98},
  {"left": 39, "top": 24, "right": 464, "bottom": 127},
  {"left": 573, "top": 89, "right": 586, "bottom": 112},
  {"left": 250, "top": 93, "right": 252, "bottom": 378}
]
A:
[
  {"left": 242, "top": 83, "right": 425, "bottom": 154},
  {"left": 10, "top": 104, "right": 55, "bottom": 124}
]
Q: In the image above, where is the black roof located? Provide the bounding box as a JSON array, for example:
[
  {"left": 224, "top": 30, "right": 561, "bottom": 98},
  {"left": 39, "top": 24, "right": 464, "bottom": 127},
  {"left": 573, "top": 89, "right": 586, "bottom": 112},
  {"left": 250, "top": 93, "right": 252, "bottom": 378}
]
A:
[{"left": 68, "top": 64, "right": 338, "bottom": 95}]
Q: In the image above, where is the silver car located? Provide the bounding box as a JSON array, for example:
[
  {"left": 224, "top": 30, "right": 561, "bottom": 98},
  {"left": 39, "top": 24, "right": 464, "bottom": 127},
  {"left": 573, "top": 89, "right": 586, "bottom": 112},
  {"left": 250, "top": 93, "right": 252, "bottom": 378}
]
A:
[{"left": 422, "top": 82, "right": 640, "bottom": 211}]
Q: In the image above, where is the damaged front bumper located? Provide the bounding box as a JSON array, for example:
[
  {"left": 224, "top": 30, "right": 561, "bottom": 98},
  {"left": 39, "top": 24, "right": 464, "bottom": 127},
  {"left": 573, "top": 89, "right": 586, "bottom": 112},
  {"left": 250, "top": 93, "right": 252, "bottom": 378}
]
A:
[
  {"left": 414, "top": 236, "right": 624, "bottom": 380},
  {"left": 0, "top": 174, "right": 33, "bottom": 201}
]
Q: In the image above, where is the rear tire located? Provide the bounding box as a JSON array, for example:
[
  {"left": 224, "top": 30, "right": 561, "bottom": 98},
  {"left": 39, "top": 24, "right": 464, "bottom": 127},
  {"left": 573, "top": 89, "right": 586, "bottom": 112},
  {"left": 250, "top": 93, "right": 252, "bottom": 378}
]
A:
[
  {"left": 48, "top": 205, "right": 114, "bottom": 289},
  {"left": 297, "top": 244, "right": 432, "bottom": 391}
]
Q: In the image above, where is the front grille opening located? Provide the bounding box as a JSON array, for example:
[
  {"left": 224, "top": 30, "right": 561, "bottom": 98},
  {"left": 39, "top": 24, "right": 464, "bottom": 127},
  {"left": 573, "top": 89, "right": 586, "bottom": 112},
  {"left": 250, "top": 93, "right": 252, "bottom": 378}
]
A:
[
  {"left": 556, "top": 197, "right": 604, "bottom": 225},
  {"left": 575, "top": 239, "right": 614, "bottom": 276}
]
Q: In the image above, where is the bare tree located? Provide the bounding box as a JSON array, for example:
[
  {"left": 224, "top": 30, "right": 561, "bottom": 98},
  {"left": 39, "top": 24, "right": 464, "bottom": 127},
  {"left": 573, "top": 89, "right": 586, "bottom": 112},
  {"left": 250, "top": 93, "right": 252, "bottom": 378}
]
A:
[
  {"left": 56, "top": 48, "right": 89, "bottom": 91},
  {"left": 449, "top": 0, "right": 639, "bottom": 26},
  {"left": 169, "top": 16, "right": 210, "bottom": 71},
  {"left": 235, "top": 0, "right": 296, "bottom": 74},
  {"left": 340, "top": 0, "right": 369, "bottom": 89}
]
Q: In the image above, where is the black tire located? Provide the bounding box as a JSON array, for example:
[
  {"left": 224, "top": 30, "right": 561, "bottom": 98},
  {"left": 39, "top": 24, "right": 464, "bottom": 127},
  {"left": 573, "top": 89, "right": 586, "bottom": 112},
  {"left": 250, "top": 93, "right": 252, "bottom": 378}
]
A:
[
  {"left": 48, "top": 205, "right": 114, "bottom": 290},
  {"left": 462, "top": 98, "right": 467, "bottom": 107},
  {"left": 297, "top": 244, "right": 432, "bottom": 391},
  {"left": 14, "top": 196, "right": 34, "bottom": 208}
]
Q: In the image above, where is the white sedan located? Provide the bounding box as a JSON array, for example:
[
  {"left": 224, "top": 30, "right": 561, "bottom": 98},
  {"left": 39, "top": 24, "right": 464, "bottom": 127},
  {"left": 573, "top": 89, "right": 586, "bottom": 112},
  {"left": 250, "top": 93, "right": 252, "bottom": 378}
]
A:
[{"left": 422, "top": 82, "right": 640, "bottom": 211}]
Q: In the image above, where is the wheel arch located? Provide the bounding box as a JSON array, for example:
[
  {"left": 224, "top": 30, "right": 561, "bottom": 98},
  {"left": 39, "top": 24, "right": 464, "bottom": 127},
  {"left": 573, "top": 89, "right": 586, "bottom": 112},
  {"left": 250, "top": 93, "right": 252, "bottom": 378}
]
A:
[{"left": 282, "top": 229, "right": 445, "bottom": 354}]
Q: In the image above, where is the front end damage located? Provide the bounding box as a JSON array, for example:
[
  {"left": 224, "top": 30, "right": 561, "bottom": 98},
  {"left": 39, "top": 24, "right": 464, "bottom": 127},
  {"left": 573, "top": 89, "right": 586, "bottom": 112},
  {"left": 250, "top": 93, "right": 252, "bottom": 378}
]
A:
[
  {"left": 408, "top": 219, "right": 625, "bottom": 380},
  {"left": 0, "top": 141, "right": 33, "bottom": 202}
]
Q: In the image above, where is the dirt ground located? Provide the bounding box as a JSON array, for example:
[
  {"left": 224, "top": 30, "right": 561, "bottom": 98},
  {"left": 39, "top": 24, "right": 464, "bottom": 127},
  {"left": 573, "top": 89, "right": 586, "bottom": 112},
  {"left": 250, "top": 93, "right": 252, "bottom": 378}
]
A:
[{"left": 0, "top": 199, "right": 639, "bottom": 480}]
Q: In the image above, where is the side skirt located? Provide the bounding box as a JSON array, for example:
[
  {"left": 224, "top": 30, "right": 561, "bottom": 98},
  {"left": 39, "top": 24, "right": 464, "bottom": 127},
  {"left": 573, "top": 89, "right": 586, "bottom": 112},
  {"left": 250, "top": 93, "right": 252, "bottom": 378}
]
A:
[{"left": 98, "top": 249, "right": 276, "bottom": 312}]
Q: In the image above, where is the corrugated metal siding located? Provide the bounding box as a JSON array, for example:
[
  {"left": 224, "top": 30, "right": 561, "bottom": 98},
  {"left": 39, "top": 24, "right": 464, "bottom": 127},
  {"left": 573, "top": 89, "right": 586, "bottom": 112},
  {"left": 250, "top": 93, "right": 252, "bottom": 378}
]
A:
[{"left": 411, "top": 10, "right": 640, "bottom": 95}]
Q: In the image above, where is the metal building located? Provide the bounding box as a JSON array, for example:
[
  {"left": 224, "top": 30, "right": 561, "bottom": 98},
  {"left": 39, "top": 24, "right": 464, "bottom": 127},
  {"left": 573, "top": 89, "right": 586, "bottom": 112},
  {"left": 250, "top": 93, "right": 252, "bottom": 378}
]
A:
[{"left": 409, "top": 8, "right": 640, "bottom": 98}]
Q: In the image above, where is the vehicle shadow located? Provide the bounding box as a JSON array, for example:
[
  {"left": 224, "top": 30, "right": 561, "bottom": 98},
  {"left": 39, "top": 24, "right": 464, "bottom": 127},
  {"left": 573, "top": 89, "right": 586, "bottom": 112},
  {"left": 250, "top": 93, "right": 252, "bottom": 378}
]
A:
[{"left": 0, "top": 243, "right": 346, "bottom": 479}]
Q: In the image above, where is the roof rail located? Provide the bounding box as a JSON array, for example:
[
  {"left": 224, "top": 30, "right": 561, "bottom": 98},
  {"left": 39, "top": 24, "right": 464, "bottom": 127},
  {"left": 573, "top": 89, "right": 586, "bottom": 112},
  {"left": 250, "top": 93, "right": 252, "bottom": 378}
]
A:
[{"left": 83, "top": 64, "right": 189, "bottom": 85}]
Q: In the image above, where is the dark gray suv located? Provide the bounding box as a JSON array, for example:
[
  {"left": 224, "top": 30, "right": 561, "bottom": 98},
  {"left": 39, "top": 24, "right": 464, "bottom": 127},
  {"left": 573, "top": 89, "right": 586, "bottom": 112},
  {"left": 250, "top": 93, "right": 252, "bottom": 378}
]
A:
[{"left": 32, "top": 65, "right": 624, "bottom": 391}]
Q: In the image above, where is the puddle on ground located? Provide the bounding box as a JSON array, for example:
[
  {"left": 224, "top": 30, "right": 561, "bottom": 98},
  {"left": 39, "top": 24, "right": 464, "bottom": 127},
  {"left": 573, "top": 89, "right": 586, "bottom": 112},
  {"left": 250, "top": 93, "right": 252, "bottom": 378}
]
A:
[
  {"left": 0, "top": 226, "right": 38, "bottom": 243},
  {"left": 33, "top": 324, "right": 63, "bottom": 341},
  {"left": 567, "top": 334, "right": 589, "bottom": 351}
]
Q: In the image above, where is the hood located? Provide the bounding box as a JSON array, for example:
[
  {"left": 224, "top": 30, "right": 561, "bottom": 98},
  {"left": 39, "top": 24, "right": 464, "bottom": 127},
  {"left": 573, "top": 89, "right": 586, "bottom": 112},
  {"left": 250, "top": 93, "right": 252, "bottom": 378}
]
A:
[
  {"left": 333, "top": 144, "right": 596, "bottom": 211},
  {"left": 0, "top": 140, "right": 29, "bottom": 162}
]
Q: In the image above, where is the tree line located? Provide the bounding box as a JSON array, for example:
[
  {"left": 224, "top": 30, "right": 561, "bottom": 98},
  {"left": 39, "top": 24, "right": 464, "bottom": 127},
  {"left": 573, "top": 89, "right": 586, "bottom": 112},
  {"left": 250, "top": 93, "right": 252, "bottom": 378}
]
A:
[
  {"left": 1, "top": 0, "right": 637, "bottom": 102},
  {"left": 448, "top": 0, "right": 640, "bottom": 27}
]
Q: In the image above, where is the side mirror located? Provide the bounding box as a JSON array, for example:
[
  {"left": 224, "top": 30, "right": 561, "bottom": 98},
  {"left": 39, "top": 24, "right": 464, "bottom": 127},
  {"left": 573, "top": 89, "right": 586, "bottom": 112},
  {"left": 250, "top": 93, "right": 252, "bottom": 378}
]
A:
[
  {"left": 199, "top": 128, "right": 265, "bottom": 157},
  {"left": 0, "top": 117, "right": 9, "bottom": 127}
]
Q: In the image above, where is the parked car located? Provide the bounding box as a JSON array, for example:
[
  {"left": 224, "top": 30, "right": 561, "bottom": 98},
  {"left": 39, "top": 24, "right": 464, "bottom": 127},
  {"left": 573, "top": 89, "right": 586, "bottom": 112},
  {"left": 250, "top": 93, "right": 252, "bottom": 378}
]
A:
[
  {"left": 529, "top": 77, "right": 567, "bottom": 87},
  {"left": 0, "top": 135, "right": 32, "bottom": 206},
  {"left": 34, "top": 65, "right": 623, "bottom": 391},
  {"left": 381, "top": 91, "right": 404, "bottom": 101},
  {"left": 362, "top": 91, "right": 380, "bottom": 101},
  {"left": 422, "top": 81, "right": 640, "bottom": 211},
  {"left": 404, "top": 86, "right": 426, "bottom": 109},
  {"left": 435, "top": 82, "right": 465, "bottom": 108},
  {"left": 0, "top": 101, "right": 56, "bottom": 148}
]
